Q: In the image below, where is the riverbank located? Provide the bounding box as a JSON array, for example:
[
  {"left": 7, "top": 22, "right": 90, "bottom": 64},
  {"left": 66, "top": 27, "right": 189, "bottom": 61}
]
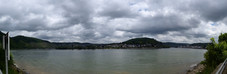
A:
[
  {"left": 0, "top": 49, "right": 26, "bottom": 74},
  {"left": 187, "top": 63, "right": 205, "bottom": 74},
  {"left": 11, "top": 64, "right": 27, "bottom": 74}
]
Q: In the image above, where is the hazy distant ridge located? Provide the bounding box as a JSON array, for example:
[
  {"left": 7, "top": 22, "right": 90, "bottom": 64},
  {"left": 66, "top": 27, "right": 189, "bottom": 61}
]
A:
[{"left": 0, "top": 31, "right": 210, "bottom": 49}]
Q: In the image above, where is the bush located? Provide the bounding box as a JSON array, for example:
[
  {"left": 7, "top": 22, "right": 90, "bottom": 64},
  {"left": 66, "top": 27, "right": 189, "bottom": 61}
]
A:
[
  {"left": 200, "top": 33, "right": 227, "bottom": 74},
  {"left": 204, "top": 38, "right": 225, "bottom": 67}
]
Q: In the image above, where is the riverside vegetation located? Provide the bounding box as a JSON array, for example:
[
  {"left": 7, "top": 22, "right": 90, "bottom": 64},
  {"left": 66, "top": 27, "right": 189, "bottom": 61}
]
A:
[{"left": 198, "top": 33, "right": 227, "bottom": 74}]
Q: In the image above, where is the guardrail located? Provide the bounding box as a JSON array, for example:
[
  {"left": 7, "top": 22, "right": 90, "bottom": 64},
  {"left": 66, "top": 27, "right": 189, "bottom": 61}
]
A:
[
  {"left": 216, "top": 58, "right": 227, "bottom": 74},
  {"left": 0, "top": 69, "right": 2, "bottom": 74}
]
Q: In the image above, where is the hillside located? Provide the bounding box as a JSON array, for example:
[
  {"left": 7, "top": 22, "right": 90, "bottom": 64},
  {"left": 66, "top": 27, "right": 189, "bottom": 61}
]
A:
[
  {"left": 10, "top": 36, "right": 52, "bottom": 49},
  {"left": 122, "top": 37, "right": 162, "bottom": 44},
  {"left": 0, "top": 31, "right": 52, "bottom": 49},
  {"left": 119, "top": 37, "right": 168, "bottom": 48}
]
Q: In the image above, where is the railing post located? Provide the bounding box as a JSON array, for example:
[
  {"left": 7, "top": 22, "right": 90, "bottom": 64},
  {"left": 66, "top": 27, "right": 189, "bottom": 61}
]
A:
[{"left": 2, "top": 32, "right": 10, "bottom": 74}]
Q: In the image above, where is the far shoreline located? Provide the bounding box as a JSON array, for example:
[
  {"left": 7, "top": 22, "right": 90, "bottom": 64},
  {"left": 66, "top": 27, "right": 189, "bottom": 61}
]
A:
[{"left": 11, "top": 47, "right": 207, "bottom": 50}]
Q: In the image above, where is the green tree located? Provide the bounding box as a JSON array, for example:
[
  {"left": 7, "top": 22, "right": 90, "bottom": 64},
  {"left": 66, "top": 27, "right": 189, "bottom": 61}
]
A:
[
  {"left": 201, "top": 33, "right": 227, "bottom": 74},
  {"left": 204, "top": 38, "right": 226, "bottom": 67},
  {"left": 218, "top": 33, "right": 227, "bottom": 43}
]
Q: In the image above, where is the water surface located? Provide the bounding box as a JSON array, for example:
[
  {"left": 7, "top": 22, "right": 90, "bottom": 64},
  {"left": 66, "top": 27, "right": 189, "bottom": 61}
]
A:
[{"left": 12, "top": 48, "right": 206, "bottom": 74}]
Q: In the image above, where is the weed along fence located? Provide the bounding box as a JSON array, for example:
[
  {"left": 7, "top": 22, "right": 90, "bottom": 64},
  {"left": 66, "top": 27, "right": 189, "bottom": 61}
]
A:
[
  {"left": 216, "top": 58, "right": 227, "bottom": 74},
  {"left": 2, "top": 32, "right": 10, "bottom": 74}
]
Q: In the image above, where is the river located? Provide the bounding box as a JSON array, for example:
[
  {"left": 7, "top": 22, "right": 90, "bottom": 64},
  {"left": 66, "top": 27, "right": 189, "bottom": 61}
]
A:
[{"left": 12, "top": 48, "right": 206, "bottom": 74}]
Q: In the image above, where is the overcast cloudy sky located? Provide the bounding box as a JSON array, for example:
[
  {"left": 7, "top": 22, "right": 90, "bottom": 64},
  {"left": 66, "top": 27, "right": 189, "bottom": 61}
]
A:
[{"left": 1, "top": 0, "right": 227, "bottom": 43}]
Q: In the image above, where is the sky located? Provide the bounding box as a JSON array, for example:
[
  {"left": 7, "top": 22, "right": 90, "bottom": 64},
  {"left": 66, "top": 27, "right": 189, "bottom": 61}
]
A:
[{"left": 1, "top": 0, "right": 227, "bottom": 43}]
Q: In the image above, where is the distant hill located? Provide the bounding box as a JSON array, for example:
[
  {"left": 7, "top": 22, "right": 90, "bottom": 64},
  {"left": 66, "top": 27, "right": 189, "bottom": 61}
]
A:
[
  {"left": 0, "top": 31, "right": 210, "bottom": 49},
  {"left": 189, "top": 43, "right": 211, "bottom": 49},
  {"left": 51, "top": 42, "right": 93, "bottom": 49},
  {"left": 0, "top": 31, "right": 52, "bottom": 49},
  {"left": 163, "top": 42, "right": 210, "bottom": 49},
  {"left": 120, "top": 37, "right": 168, "bottom": 48},
  {"left": 10, "top": 36, "right": 52, "bottom": 49},
  {"left": 163, "top": 42, "right": 189, "bottom": 47},
  {"left": 122, "top": 37, "right": 162, "bottom": 44}
]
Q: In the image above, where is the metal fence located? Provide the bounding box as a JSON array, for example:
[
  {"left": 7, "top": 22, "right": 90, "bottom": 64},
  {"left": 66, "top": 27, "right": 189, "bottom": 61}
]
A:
[
  {"left": 216, "top": 58, "right": 227, "bottom": 74},
  {"left": 2, "top": 32, "right": 10, "bottom": 74},
  {"left": 0, "top": 69, "right": 2, "bottom": 74}
]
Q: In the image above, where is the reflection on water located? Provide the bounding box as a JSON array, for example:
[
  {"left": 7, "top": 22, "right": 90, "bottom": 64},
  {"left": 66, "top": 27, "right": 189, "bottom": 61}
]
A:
[{"left": 12, "top": 48, "right": 206, "bottom": 74}]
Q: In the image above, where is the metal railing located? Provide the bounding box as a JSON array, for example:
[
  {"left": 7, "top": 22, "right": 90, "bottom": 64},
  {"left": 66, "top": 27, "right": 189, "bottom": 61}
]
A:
[
  {"left": 0, "top": 69, "right": 2, "bottom": 74},
  {"left": 216, "top": 58, "right": 227, "bottom": 74},
  {"left": 2, "top": 32, "right": 10, "bottom": 74}
]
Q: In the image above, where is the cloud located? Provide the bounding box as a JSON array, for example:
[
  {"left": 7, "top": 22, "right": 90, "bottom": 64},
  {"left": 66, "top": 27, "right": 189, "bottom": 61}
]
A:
[
  {"left": 53, "top": 0, "right": 95, "bottom": 29},
  {"left": 0, "top": 0, "right": 70, "bottom": 31},
  {"left": 1, "top": 0, "right": 227, "bottom": 43},
  {"left": 120, "top": 13, "right": 200, "bottom": 34},
  {"left": 190, "top": 0, "right": 227, "bottom": 21},
  {"left": 97, "top": 0, "right": 138, "bottom": 19}
]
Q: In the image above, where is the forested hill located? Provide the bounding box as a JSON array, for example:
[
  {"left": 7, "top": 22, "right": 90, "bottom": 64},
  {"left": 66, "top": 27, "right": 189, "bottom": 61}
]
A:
[
  {"left": 0, "top": 31, "right": 52, "bottom": 49},
  {"left": 116, "top": 37, "right": 168, "bottom": 48},
  {"left": 10, "top": 36, "right": 52, "bottom": 49},
  {"left": 122, "top": 38, "right": 162, "bottom": 44}
]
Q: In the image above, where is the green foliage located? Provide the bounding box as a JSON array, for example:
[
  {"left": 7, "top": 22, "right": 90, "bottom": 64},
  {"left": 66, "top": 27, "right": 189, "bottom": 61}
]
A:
[
  {"left": 204, "top": 38, "right": 225, "bottom": 67},
  {"left": 122, "top": 37, "right": 162, "bottom": 44},
  {"left": 200, "top": 60, "right": 206, "bottom": 64},
  {"left": 218, "top": 33, "right": 227, "bottom": 43},
  {"left": 201, "top": 33, "right": 227, "bottom": 74},
  {"left": 223, "top": 50, "right": 227, "bottom": 57}
]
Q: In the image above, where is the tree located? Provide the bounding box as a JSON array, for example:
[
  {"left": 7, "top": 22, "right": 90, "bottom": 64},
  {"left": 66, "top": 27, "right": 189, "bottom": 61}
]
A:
[
  {"left": 219, "top": 33, "right": 227, "bottom": 43},
  {"left": 204, "top": 33, "right": 227, "bottom": 68}
]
